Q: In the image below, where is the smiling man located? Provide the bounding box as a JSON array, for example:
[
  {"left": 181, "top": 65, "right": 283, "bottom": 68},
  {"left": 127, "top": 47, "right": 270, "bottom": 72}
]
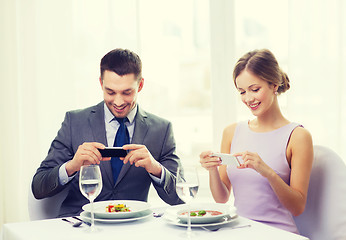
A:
[{"left": 32, "top": 49, "right": 183, "bottom": 217}]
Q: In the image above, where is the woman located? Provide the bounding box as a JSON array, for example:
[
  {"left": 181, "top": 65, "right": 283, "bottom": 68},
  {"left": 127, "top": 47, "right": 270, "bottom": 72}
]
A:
[{"left": 200, "top": 49, "right": 313, "bottom": 233}]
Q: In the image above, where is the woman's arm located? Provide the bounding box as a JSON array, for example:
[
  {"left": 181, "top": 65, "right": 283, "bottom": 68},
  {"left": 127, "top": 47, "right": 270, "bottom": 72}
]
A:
[
  {"left": 236, "top": 127, "right": 313, "bottom": 216},
  {"left": 200, "top": 123, "right": 237, "bottom": 203},
  {"left": 271, "top": 127, "right": 313, "bottom": 216}
]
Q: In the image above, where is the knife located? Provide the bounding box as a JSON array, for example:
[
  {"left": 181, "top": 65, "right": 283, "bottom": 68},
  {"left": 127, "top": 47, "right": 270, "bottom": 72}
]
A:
[{"left": 72, "top": 216, "right": 91, "bottom": 226}]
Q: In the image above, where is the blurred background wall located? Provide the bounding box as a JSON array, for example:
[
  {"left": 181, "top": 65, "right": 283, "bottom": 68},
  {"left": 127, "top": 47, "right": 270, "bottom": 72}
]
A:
[{"left": 1, "top": 0, "right": 345, "bottom": 226}]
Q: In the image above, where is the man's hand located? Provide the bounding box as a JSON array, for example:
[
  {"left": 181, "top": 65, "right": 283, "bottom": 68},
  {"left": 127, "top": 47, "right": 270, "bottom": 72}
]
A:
[
  {"left": 65, "top": 142, "right": 111, "bottom": 176},
  {"left": 122, "top": 144, "right": 162, "bottom": 178}
]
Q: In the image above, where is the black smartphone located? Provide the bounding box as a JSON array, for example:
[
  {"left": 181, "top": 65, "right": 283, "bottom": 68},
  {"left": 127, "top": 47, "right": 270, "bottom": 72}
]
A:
[{"left": 98, "top": 147, "right": 128, "bottom": 158}]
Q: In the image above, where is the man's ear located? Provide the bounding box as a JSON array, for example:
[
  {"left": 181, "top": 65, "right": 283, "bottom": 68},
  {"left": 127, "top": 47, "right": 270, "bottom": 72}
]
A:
[
  {"left": 138, "top": 78, "right": 144, "bottom": 92},
  {"left": 99, "top": 77, "right": 103, "bottom": 88}
]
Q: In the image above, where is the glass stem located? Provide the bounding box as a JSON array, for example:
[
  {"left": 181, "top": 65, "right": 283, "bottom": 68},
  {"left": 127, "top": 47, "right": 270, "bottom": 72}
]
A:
[
  {"left": 90, "top": 200, "right": 95, "bottom": 230},
  {"left": 187, "top": 204, "right": 192, "bottom": 237}
]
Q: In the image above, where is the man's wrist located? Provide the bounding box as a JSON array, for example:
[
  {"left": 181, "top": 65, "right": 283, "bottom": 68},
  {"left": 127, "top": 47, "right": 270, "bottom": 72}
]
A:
[
  {"left": 149, "top": 161, "right": 162, "bottom": 178},
  {"left": 59, "top": 162, "right": 76, "bottom": 185},
  {"left": 65, "top": 161, "right": 78, "bottom": 176},
  {"left": 149, "top": 164, "right": 165, "bottom": 185}
]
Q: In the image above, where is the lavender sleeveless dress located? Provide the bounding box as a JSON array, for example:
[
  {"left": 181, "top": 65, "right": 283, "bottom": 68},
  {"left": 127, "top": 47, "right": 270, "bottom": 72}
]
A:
[{"left": 227, "top": 121, "right": 302, "bottom": 233}]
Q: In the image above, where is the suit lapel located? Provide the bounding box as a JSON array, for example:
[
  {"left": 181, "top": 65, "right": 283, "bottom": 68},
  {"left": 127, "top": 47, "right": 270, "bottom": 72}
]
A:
[
  {"left": 131, "top": 107, "right": 149, "bottom": 144},
  {"left": 89, "top": 102, "right": 114, "bottom": 186},
  {"left": 115, "top": 107, "right": 149, "bottom": 187}
]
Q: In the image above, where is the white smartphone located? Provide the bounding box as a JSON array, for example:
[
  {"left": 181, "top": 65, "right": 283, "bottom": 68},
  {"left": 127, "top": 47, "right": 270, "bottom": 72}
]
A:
[{"left": 210, "top": 153, "right": 241, "bottom": 167}]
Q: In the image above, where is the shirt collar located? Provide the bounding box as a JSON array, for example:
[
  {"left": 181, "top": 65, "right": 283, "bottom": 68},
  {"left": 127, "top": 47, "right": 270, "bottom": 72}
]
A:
[{"left": 104, "top": 103, "right": 137, "bottom": 124}]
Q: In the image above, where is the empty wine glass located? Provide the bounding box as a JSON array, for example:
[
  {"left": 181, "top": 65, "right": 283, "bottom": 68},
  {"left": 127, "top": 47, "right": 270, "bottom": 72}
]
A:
[
  {"left": 176, "top": 165, "right": 199, "bottom": 238},
  {"left": 79, "top": 164, "right": 103, "bottom": 232}
]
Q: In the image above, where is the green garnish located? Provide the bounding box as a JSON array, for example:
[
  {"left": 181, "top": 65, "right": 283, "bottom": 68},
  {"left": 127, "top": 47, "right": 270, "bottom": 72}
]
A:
[{"left": 198, "top": 210, "right": 206, "bottom": 216}]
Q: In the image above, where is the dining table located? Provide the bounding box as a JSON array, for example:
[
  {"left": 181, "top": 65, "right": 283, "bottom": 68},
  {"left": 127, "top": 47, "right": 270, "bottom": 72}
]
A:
[{"left": 1, "top": 204, "right": 309, "bottom": 240}]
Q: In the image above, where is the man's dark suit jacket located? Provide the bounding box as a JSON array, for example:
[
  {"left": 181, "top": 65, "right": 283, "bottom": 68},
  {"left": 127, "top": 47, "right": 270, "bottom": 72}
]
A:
[{"left": 32, "top": 102, "right": 183, "bottom": 217}]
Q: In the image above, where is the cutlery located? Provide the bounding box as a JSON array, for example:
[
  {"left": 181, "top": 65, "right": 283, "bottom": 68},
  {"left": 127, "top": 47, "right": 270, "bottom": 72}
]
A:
[
  {"left": 229, "top": 224, "right": 251, "bottom": 229},
  {"left": 201, "top": 224, "right": 251, "bottom": 232},
  {"left": 153, "top": 212, "right": 164, "bottom": 218},
  {"left": 62, "top": 218, "right": 82, "bottom": 227},
  {"left": 72, "top": 216, "right": 91, "bottom": 226},
  {"left": 200, "top": 226, "right": 221, "bottom": 231}
]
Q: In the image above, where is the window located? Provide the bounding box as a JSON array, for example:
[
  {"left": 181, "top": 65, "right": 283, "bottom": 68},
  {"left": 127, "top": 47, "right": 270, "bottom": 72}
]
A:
[
  {"left": 234, "top": 0, "right": 289, "bottom": 120},
  {"left": 138, "top": 0, "right": 212, "bottom": 165}
]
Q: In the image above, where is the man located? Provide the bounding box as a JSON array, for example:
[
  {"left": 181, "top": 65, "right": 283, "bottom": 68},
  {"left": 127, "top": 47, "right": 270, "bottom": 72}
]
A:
[{"left": 32, "top": 48, "right": 183, "bottom": 217}]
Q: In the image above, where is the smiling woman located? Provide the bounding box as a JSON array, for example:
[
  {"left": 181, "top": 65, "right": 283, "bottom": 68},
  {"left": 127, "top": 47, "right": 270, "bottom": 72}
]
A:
[
  {"left": 236, "top": 71, "right": 277, "bottom": 115},
  {"left": 200, "top": 48, "right": 314, "bottom": 234},
  {"left": 233, "top": 49, "right": 290, "bottom": 118}
]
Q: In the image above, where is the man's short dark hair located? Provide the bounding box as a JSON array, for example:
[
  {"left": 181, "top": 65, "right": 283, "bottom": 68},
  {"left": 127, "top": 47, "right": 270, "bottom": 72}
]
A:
[{"left": 100, "top": 48, "right": 142, "bottom": 81}]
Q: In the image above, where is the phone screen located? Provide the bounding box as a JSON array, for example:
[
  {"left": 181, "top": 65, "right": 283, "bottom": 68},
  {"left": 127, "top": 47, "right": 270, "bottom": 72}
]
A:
[{"left": 99, "top": 147, "right": 127, "bottom": 157}]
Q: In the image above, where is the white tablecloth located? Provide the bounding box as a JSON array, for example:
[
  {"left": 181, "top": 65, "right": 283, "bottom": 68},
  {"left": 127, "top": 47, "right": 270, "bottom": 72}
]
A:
[{"left": 1, "top": 209, "right": 309, "bottom": 240}]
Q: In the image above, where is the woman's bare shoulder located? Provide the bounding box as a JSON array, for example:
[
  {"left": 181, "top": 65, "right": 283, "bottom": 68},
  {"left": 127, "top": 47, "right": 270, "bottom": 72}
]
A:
[
  {"left": 221, "top": 123, "right": 238, "bottom": 152},
  {"left": 223, "top": 122, "right": 238, "bottom": 137},
  {"left": 288, "top": 126, "right": 313, "bottom": 156},
  {"left": 291, "top": 126, "right": 313, "bottom": 144}
]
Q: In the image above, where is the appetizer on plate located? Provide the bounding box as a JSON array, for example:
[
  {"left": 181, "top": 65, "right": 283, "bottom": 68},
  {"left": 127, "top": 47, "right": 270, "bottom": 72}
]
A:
[
  {"left": 106, "top": 204, "right": 131, "bottom": 213},
  {"left": 82, "top": 200, "right": 150, "bottom": 219},
  {"left": 180, "top": 210, "right": 223, "bottom": 217}
]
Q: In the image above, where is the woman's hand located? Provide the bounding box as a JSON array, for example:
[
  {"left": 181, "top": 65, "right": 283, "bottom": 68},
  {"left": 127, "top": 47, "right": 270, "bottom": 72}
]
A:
[
  {"left": 199, "top": 151, "right": 222, "bottom": 171},
  {"left": 235, "top": 151, "right": 275, "bottom": 178}
]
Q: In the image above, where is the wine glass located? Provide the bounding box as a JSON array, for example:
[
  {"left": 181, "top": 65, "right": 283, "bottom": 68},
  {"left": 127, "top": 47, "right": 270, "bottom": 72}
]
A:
[
  {"left": 79, "top": 164, "right": 103, "bottom": 232},
  {"left": 175, "top": 165, "right": 199, "bottom": 238}
]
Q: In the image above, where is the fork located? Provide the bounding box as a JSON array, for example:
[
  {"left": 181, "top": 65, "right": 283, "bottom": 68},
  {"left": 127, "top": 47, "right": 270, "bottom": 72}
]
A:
[
  {"left": 62, "top": 218, "right": 82, "bottom": 227},
  {"left": 72, "top": 216, "right": 91, "bottom": 226},
  {"left": 201, "top": 224, "right": 251, "bottom": 232}
]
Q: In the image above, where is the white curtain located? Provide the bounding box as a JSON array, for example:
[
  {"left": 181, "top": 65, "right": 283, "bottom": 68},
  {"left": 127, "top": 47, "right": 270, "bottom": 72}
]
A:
[
  {"left": 287, "top": 0, "right": 346, "bottom": 157},
  {"left": 0, "top": 0, "right": 139, "bottom": 225}
]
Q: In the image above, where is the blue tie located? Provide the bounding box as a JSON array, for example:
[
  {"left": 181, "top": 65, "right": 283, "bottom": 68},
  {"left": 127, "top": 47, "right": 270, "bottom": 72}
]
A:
[{"left": 111, "top": 117, "right": 129, "bottom": 183}]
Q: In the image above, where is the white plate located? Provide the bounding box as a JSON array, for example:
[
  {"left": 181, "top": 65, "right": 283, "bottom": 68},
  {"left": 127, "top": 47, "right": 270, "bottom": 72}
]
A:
[
  {"left": 176, "top": 203, "right": 234, "bottom": 224},
  {"left": 164, "top": 203, "right": 237, "bottom": 226},
  {"left": 82, "top": 200, "right": 150, "bottom": 219},
  {"left": 163, "top": 214, "right": 238, "bottom": 228},
  {"left": 80, "top": 209, "right": 152, "bottom": 223}
]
